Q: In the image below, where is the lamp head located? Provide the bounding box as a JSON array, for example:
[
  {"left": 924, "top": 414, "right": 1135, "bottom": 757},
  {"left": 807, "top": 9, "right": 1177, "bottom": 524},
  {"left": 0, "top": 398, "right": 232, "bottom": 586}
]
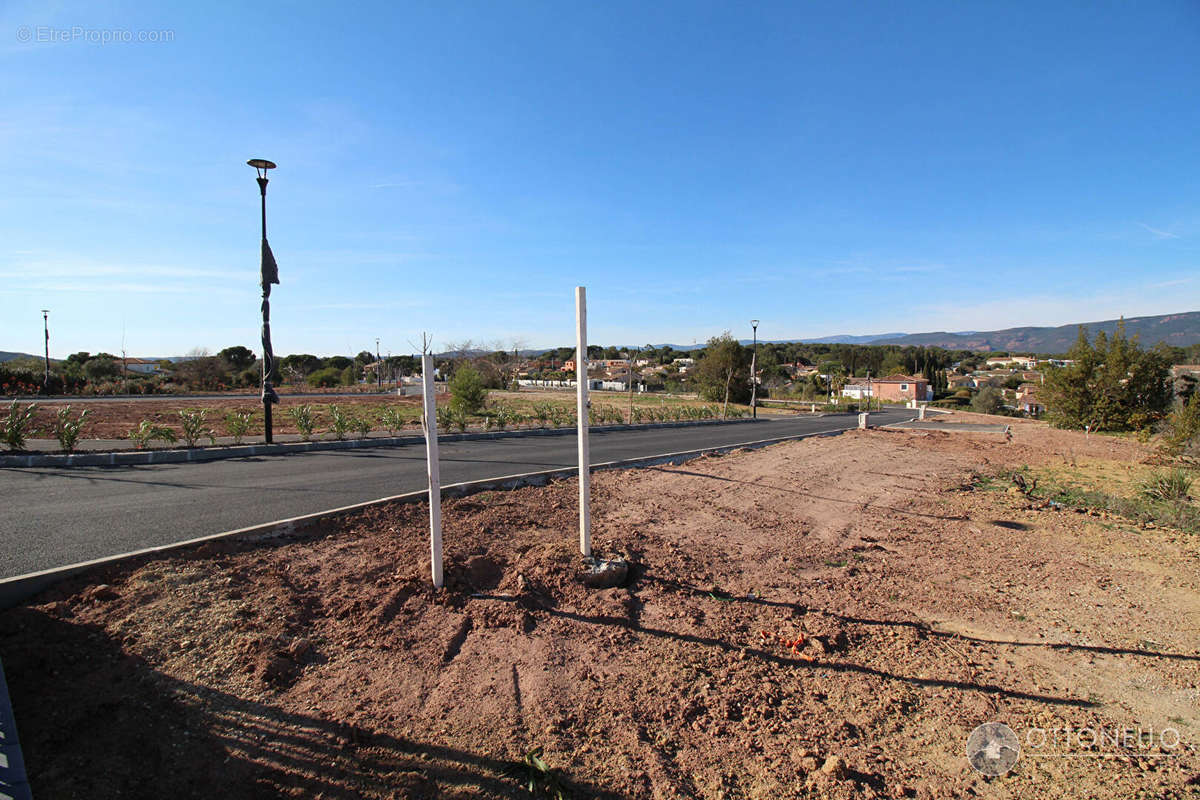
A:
[
  {"left": 247, "top": 158, "right": 277, "bottom": 180},
  {"left": 751, "top": 319, "right": 759, "bottom": 329}
]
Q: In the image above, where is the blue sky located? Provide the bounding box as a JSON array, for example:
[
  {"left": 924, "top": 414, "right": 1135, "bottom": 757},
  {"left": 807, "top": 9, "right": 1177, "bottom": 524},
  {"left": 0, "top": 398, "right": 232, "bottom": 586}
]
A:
[{"left": 2, "top": 1, "right": 1198, "bottom": 357}]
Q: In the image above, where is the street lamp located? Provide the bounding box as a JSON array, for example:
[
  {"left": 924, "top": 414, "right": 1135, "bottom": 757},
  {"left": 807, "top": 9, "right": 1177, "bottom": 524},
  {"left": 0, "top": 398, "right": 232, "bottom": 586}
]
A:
[
  {"left": 376, "top": 337, "right": 382, "bottom": 390},
  {"left": 248, "top": 158, "right": 280, "bottom": 443},
  {"left": 41, "top": 309, "right": 50, "bottom": 393},
  {"left": 750, "top": 319, "right": 759, "bottom": 419}
]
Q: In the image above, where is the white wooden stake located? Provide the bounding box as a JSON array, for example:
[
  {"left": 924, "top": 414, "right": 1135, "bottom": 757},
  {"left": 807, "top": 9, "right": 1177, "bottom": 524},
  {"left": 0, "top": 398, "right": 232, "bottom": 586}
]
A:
[
  {"left": 575, "top": 286, "right": 591, "bottom": 557},
  {"left": 421, "top": 354, "right": 444, "bottom": 589}
]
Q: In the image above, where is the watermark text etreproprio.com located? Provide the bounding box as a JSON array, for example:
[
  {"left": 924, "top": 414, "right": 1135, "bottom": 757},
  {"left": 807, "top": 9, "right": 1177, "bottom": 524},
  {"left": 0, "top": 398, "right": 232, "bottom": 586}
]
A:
[{"left": 16, "top": 26, "right": 175, "bottom": 45}]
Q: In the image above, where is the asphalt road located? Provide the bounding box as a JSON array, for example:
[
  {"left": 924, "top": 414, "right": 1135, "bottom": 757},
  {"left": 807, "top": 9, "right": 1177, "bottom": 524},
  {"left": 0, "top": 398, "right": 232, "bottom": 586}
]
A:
[{"left": 0, "top": 410, "right": 906, "bottom": 578}]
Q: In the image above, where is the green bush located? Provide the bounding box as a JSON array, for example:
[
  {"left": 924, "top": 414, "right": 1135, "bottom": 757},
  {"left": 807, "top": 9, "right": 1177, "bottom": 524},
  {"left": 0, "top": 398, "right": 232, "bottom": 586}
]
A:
[
  {"left": 531, "top": 402, "right": 555, "bottom": 428},
  {"left": 1043, "top": 322, "right": 1172, "bottom": 431},
  {"left": 380, "top": 406, "right": 406, "bottom": 435},
  {"left": 352, "top": 415, "right": 372, "bottom": 439},
  {"left": 3, "top": 401, "right": 38, "bottom": 451},
  {"left": 288, "top": 404, "right": 316, "bottom": 440},
  {"left": 971, "top": 386, "right": 1004, "bottom": 415},
  {"left": 179, "top": 409, "right": 216, "bottom": 448},
  {"left": 128, "top": 420, "right": 177, "bottom": 449},
  {"left": 447, "top": 406, "right": 469, "bottom": 433},
  {"left": 1159, "top": 396, "right": 1200, "bottom": 461},
  {"left": 1140, "top": 470, "right": 1193, "bottom": 503},
  {"left": 53, "top": 406, "right": 91, "bottom": 453},
  {"left": 449, "top": 365, "right": 487, "bottom": 415},
  {"left": 329, "top": 405, "right": 352, "bottom": 440},
  {"left": 306, "top": 367, "right": 343, "bottom": 388},
  {"left": 225, "top": 411, "right": 254, "bottom": 445}
]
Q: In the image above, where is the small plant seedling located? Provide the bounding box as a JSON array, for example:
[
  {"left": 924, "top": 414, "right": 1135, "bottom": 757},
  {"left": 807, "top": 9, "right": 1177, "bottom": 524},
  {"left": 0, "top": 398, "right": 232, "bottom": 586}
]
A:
[
  {"left": 3, "top": 400, "right": 39, "bottom": 451},
  {"left": 521, "top": 747, "right": 571, "bottom": 799},
  {"left": 328, "top": 405, "right": 352, "bottom": 440},
  {"left": 379, "top": 406, "right": 406, "bottom": 435},
  {"left": 53, "top": 406, "right": 91, "bottom": 453},
  {"left": 178, "top": 409, "right": 216, "bottom": 448},
  {"left": 128, "top": 420, "right": 177, "bottom": 450},
  {"left": 289, "top": 404, "right": 316, "bottom": 440},
  {"left": 225, "top": 411, "right": 254, "bottom": 445}
]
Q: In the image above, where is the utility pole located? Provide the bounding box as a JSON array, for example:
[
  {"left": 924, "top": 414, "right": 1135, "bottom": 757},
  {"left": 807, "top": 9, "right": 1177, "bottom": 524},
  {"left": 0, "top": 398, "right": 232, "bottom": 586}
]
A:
[{"left": 41, "top": 309, "right": 50, "bottom": 393}]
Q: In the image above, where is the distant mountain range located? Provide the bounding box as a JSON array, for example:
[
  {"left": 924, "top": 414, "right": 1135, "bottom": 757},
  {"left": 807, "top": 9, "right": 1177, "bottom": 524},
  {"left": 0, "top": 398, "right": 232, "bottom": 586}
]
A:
[{"left": 860, "top": 311, "right": 1200, "bottom": 353}]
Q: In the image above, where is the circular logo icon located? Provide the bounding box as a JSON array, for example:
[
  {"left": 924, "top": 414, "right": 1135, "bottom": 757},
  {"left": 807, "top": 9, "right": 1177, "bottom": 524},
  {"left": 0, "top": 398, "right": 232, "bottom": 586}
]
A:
[{"left": 966, "top": 722, "right": 1020, "bottom": 776}]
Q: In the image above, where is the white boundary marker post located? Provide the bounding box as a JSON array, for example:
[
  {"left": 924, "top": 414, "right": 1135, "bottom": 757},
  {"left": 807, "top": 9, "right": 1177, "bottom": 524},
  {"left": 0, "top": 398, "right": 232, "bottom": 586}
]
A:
[
  {"left": 575, "top": 286, "right": 592, "bottom": 557},
  {"left": 421, "top": 354, "right": 444, "bottom": 589}
]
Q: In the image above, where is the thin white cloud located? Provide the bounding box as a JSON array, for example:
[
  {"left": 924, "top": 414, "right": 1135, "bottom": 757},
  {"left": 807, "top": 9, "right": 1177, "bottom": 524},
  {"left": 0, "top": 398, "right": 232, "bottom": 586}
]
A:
[{"left": 1136, "top": 222, "right": 1180, "bottom": 239}]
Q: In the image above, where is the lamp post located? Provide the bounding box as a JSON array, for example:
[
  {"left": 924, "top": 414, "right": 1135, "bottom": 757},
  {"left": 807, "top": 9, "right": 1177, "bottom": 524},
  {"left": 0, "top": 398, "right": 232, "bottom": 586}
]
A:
[
  {"left": 866, "top": 370, "right": 872, "bottom": 413},
  {"left": 376, "top": 337, "right": 382, "bottom": 390},
  {"left": 750, "top": 319, "right": 759, "bottom": 419},
  {"left": 41, "top": 309, "right": 50, "bottom": 393},
  {"left": 248, "top": 158, "right": 280, "bottom": 444}
]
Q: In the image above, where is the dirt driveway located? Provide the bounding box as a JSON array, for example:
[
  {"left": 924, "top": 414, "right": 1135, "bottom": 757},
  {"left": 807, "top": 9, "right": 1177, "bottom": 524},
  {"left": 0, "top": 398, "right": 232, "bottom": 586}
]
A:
[{"left": 3, "top": 419, "right": 1197, "bottom": 798}]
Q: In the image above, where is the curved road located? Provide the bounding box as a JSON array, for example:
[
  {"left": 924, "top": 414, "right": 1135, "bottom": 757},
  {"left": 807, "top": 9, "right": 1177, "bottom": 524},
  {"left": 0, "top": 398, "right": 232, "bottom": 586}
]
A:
[{"left": 0, "top": 410, "right": 905, "bottom": 578}]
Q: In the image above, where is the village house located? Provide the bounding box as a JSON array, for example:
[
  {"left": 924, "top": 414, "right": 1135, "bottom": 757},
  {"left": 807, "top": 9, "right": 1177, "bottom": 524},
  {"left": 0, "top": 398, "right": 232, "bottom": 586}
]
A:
[
  {"left": 872, "top": 374, "right": 932, "bottom": 402},
  {"left": 841, "top": 376, "right": 930, "bottom": 402},
  {"left": 986, "top": 356, "right": 1038, "bottom": 370},
  {"left": 1016, "top": 383, "right": 1044, "bottom": 417}
]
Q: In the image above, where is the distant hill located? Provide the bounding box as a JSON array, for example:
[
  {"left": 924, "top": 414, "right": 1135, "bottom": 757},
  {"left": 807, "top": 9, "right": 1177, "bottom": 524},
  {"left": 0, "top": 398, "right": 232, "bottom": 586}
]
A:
[
  {"left": 0, "top": 351, "right": 38, "bottom": 363},
  {"left": 871, "top": 311, "right": 1200, "bottom": 353},
  {"left": 799, "top": 332, "right": 908, "bottom": 345}
]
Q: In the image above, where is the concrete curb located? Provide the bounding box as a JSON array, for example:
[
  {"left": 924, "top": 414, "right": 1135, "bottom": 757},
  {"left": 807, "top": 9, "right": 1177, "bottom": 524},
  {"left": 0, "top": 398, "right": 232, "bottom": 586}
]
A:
[
  {"left": 0, "top": 417, "right": 760, "bottom": 469},
  {"left": 0, "top": 423, "right": 849, "bottom": 609}
]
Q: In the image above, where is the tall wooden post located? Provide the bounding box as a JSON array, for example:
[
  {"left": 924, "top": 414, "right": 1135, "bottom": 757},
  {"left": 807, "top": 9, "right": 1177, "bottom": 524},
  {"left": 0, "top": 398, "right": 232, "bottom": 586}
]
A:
[
  {"left": 575, "top": 287, "right": 591, "bottom": 557},
  {"left": 421, "top": 354, "right": 444, "bottom": 588}
]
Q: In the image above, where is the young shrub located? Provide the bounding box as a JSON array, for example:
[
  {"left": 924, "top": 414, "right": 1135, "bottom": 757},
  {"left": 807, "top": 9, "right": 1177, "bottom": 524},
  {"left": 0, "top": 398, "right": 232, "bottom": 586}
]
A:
[
  {"left": 329, "top": 404, "right": 352, "bottom": 440},
  {"left": 353, "top": 415, "right": 372, "bottom": 439},
  {"left": 53, "top": 406, "right": 91, "bottom": 453},
  {"left": 128, "top": 420, "right": 178, "bottom": 450},
  {"left": 225, "top": 410, "right": 254, "bottom": 445},
  {"left": 449, "top": 364, "right": 488, "bottom": 415},
  {"left": 435, "top": 405, "right": 453, "bottom": 432},
  {"left": 179, "top": 409, "right": 216, "bottom": 448},
  {"left": 1140, "top": 469, "right": 1193, "bottom": 503},
  {"left": 380, "top": 406, "right": 406, "bottom": 435},
  {"left": 288, "top": 404, "right": 316, "bottom": 441},
  {"left": 3, "top": 401, "right": 38, "bottom": 451},
  {"left": 1158, "top": 396, "right": 1200, "bottom": 462},
  {"left": 531, "top": 402, "right": 554, "bottom": 429}
]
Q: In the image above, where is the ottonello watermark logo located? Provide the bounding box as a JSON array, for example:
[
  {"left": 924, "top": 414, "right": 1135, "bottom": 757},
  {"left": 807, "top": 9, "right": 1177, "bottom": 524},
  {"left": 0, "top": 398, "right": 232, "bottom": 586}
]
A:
[
  {"left": 966, "top": 723, "right": 1020, "bottom": 776},
  {"left": 966, "top": 721, "right": 1183, "bottom": 776}
]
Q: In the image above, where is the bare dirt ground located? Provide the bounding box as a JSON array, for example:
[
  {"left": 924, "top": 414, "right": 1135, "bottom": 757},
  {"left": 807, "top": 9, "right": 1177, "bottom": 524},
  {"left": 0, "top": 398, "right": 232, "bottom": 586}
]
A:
[{"left": 4, "top": 418, "right": 1198, "bottom": 798}]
